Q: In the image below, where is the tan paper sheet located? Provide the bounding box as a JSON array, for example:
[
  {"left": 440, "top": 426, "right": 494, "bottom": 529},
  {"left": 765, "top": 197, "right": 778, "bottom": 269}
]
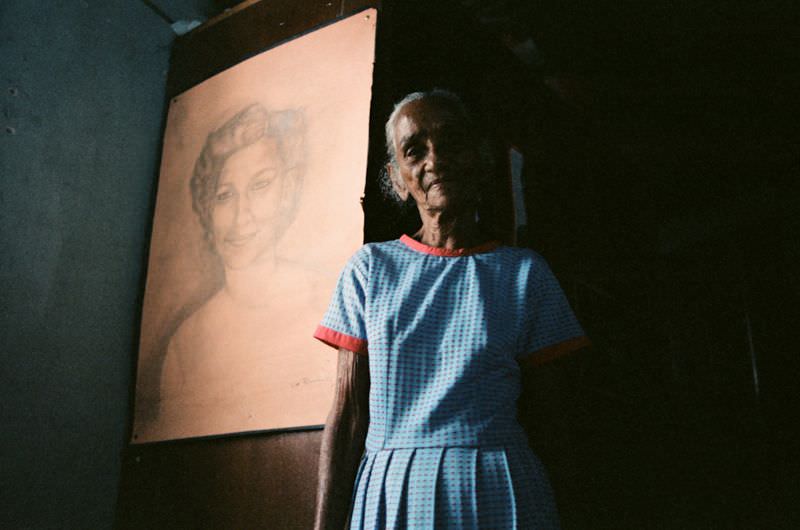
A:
[{"left": 132, "top": 9, "right": 376, "bottom": 443}]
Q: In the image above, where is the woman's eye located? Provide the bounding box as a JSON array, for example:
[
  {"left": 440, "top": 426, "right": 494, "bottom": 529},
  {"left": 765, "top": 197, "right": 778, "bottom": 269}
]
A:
[
  {"left": 250, "top": 170, "right": 277, "bottom": 191},
  {"left": 215, "top": 190, "right": 234, "bottom": 202},
  {"left": 251, "top": 178, "right": 273, "bottom": 192}
]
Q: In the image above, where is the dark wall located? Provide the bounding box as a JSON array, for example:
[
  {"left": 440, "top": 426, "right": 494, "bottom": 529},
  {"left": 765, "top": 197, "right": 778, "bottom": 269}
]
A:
[{"left": 0, "top": 2, "right": 172, "bottom": 527}]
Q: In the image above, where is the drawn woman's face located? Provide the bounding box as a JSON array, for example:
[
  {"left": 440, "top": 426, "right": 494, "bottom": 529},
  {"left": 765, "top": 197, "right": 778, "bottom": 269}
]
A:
[{"left": 211, "top": 138, "right": 284, "bottom": 270}]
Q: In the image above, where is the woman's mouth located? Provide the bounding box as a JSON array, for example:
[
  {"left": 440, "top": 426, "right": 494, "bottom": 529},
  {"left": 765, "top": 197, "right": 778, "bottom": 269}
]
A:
[
  {"left": 427, "top": 178, "right": 456, "bottom": 190},
  {"left": 225, "top": 232, "right": 257, "bottom": 247}
]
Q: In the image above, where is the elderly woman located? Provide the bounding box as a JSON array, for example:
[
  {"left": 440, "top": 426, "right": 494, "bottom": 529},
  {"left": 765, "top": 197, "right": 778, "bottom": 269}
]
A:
[{"left": 313, "top": 90, "right": 589, "bottom": 529}]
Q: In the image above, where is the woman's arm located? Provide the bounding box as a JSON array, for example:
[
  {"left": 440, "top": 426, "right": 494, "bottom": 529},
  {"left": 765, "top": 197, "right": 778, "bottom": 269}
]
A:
[
  {"left": 518, "top": 350, "right": 591, "bottom": 527},
  {"left": 518, "top": 354, "right": 581, "bottom": 467},
  {"left": 314, "top": 348, "right": 370, "bottom": 530}
]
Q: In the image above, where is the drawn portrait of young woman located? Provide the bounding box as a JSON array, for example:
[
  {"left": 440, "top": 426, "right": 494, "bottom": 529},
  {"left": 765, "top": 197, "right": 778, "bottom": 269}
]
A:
[
  {"left": 131, "top": 10, "right": 375, "bottom": 442},
  {"left": 153, "top": 104, "right": 317, "bottom": 438}
]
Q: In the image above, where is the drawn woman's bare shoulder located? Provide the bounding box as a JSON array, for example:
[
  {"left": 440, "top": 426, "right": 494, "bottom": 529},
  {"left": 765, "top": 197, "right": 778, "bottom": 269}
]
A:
[
  {"left": 160, "top": 291, "right": 229, "bottom": 409},
  {"left": 166, "top": 291, "right": 229, "bottom": 359}
]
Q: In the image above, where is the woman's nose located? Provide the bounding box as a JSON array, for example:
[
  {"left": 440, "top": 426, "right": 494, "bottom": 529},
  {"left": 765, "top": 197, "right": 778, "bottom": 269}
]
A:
[
  {"left": 424, "top": 141, "right": 451, "bottom": 174},
  {"left": 234, "top": 194, "right": 256, "bottom": 225},
  {"left": 423, "top": 141, "right": 439, "bottom": 171}
]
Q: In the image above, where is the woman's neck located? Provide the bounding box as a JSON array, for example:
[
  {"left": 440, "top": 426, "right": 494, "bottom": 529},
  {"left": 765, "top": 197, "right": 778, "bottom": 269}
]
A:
[
  {"left": 413, "top": 208, "right": 485, "bottom": 250},
  {"left": 221, "top": 254, "right": 281, "bottom": 308}
]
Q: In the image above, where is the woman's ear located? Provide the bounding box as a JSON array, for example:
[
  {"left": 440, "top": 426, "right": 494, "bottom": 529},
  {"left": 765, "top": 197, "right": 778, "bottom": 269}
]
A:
[{"left": 386, "top": 163, "right": 409, "bottom": 201}]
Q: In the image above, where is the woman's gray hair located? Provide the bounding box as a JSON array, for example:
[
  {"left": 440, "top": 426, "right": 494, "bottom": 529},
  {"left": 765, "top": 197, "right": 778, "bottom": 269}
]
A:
[{"left": 380, "top": 89, "right": 493, "bottom": 204}]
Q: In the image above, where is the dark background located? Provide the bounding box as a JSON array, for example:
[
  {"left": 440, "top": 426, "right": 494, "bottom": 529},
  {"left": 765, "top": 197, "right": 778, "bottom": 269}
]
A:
[{"left": 1, "top": 0, "right": 798, "bottom": 528}]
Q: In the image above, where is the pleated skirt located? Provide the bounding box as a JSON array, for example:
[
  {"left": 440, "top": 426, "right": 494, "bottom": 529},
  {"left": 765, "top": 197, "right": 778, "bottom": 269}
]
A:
[{"left": 348, "top": 444, "right": 560, "bottom": 530}]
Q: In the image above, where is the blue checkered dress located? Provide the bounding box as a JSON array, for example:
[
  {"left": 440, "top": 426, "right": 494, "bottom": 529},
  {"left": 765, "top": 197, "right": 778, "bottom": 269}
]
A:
[{"left": 315, "top": 235, "right": 588, "bottom": 529}]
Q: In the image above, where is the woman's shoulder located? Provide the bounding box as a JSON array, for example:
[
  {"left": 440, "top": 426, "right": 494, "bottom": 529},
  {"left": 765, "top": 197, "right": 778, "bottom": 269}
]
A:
[
  {"left": 335, "top": 241, "right": 393, "bottom": 280},
  {"left": 345, "top": 239, "right": 406, "bottom": 264},
  {"left": 167, "top": 292, "right": 227, "bottom": 354},
  {"left": 488, "top": 244, "right": 548, "bottom": 266}
]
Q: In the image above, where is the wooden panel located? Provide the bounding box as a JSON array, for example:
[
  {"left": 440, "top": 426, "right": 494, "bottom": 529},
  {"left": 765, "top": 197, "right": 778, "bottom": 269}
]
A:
[
  {"left": 167, "top": 0, "right": 378, "bottom": 97},
  {"left": 116, "top": 431, "right": 321, "bottom": 529},
  {"left": 118, "top": 3, "right": 378, "bottom": 527}
]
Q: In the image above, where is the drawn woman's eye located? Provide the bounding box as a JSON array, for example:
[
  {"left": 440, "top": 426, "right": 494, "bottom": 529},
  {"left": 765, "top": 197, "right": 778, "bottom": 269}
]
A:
[
  {"left": 215, "top": 189, "right": 234, "bottom": 203},
  {"left": 250, "top": 169, "right": 278, "bottom": 192},
  {"left": 251, "top": 178, "right": 272, "bottom": 192}
]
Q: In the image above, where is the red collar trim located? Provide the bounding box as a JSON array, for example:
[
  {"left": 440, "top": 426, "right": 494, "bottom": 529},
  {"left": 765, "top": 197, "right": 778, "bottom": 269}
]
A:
[{"left": 400, "top": 234, "right": 500, "bottom": 257}]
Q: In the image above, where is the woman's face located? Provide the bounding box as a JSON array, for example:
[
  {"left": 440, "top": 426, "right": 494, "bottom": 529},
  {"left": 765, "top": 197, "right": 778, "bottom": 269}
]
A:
[
  {"left": 390, "top": 98, "right": 481, "bottom": 214},
  {"left": 211, "top": 137, "right": 284, "bottom": 270}
]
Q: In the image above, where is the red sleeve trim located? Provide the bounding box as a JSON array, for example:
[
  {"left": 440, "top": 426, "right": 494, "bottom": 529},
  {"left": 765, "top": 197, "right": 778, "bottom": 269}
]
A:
[
  {"left": 313, "top": 325, "right": 368, "bottom": 355},
  {"left": 523, "top": 335, "right": 592, "bottom": 367}
]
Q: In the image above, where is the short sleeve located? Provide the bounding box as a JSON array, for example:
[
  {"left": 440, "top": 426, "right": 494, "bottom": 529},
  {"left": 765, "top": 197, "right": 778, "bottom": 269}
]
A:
[
  {"left": 518, "top": 256, "right": 590, "bottom": 366},
  {"left": 313, "top": 248, "right": 369, "bottom": 354}
]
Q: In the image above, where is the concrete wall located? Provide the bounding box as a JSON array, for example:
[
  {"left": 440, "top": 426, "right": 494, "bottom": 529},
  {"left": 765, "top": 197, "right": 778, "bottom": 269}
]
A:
[{"left": 0, "top": 2, "right": 172, "bottom": 527}]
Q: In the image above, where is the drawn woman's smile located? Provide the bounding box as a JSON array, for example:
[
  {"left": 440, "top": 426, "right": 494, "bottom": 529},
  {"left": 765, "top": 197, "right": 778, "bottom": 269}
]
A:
[{"left": 226, "top": 232, "right": 258, "bottom": 246}]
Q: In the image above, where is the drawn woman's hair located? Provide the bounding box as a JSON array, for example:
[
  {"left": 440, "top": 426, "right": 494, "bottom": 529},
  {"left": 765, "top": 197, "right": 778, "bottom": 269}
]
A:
[{"left": 190, "top": 103, "right": 306, "bottom": 244}]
